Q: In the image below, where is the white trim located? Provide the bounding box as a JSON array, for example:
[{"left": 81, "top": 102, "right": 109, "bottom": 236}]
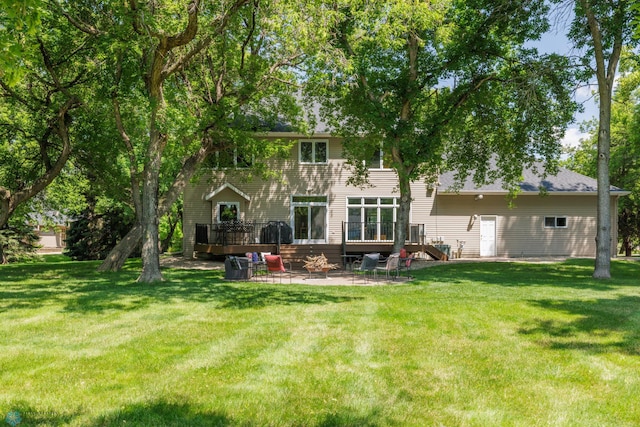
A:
[
  {"left": 291, "top": 194, "right": 328, "bottom": 244},
  {"left": 261, "top": 131, "right": 333, "bottom": 138},
  {"left": 205, "top": 183, "right": 250, "bottom": 202},
  {"left": 544, "top": 216, "right": 568, "bottom": 229},
  {"left": 298, "top": 139, "right": 329, "bottom": 164}
]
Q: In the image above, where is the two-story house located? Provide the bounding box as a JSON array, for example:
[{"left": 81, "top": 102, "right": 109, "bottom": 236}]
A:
[{"left": 183, "top": 132, "right": 627, "bottom": 267}]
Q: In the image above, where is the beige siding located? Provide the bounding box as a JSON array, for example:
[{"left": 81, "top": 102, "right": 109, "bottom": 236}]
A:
[
  {"left": 183, "top": 136, "right": 616, "bottom": 259},
  {"left": 183, "top": 137, "right": 435, "bottom": 256},
  {"left": 433, "top": 194, "right": 600, "bottom": 257}
]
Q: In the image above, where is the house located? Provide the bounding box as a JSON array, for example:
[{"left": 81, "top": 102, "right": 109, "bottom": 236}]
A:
[
  {"left": 183, "top": 133, "right": 628, "bottom": 266},
  {"left": 29, "top": 211, "right": 70, "bottom": 253}
]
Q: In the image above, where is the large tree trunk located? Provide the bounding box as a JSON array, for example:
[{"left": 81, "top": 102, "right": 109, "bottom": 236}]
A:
[
  {"left": 394, "top": 174, "right": 411, "bottom": 253},
  {"left": 137, "top": 108, "right": 166, "bottom": 283},
  {"left": 581, "top": 0, "right": 621, "bottom": 279},
  {"left": 593, "top": 102, "right": 612, "bottom": 278},
  {"left": 97, "top": 223, "right": 142, "bottom": 272},
  {"left": 133, "top": 1, "right": 201, "bottom": 283},
  {"left": 98, "top": 141, "right": 214, "bottom": 272}
]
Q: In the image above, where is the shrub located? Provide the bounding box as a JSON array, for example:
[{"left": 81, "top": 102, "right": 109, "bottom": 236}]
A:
[
  {"left": 0, "top": 222, "right": 40, "bottom": 264},
  {"left": 64, "top": 206, "right": 138, "bottom": 261}
]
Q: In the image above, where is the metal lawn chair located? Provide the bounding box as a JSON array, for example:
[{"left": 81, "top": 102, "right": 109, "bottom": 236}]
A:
[
  {"left": 375, "top": 252, "right": 400, "bottom": 281},
  {"left": 352, "top": 253, "right": 379, "bottom": 283}
]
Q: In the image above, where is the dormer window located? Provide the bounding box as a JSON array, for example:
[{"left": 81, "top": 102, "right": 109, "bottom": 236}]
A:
[{"left": 299, "top": 140, "right": 328, "bottom": 164}]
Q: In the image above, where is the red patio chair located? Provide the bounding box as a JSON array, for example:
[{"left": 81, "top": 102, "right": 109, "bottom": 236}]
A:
[{"left": 264, "top": 254, "right": 292, "bottom": 284}]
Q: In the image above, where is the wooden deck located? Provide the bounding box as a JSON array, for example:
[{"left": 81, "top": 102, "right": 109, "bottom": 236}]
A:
[{"left": 194, "top": 243, "right": 425, "bottom": 269}]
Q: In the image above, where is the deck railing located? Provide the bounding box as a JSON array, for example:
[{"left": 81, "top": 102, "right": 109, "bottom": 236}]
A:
[
  {"left": 195, "top": 221, "right": 426, "bottom": 247},
  {"left": 343, "top": 222, "right": 425, "bottom": 244},
  {"left": 195, "top": 221, "right": 292, "bottom": 246}
]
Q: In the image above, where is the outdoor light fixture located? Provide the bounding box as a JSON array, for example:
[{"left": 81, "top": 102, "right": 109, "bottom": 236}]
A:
[{"left": 475, "top": 194, "right": 484, "bottom": 201}]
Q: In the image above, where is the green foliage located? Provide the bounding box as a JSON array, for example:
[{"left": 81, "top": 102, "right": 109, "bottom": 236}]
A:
[
  {"left": 0, "top": 218, "right": 39, "bottom": 264},
  {"left": 64, "top": 206, "right": 138, "bottom": 261},
  {"left": 306, "top": 0, "right": 578, "bottom": 249},
  {"left": 0, "top": 5, "right": 97, "bottom": 230},
  {"left": 308, "top": 0, "right": 578, "bottom": 184},
  {"left": 159, "top": 199, "right": 183, "bottom": 254},
  {"left": 0, "top": 0, "right": 43, "bottom": 85}
]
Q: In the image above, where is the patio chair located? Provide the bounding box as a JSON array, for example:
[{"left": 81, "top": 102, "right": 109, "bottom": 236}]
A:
[
  {"left": 264, "top": 254, "right": 292, "bottom": 284},
  {"left": 352, "top": 253, "right": 380, "bottom": 283},
  {"left": 400, "top": 252, "right": 415, "bottom": 278},
  {"left": 375, "top": 252, "right": 400, "bottom": 281}
]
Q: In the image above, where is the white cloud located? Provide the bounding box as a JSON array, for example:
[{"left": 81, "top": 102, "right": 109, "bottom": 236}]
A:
[{"left": 561, "top": 127, "right": 589, "bottom": 149}]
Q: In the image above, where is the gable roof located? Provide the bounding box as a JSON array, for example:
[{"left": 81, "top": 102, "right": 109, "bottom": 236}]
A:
[
  {"left": 205, "top": 183, "right": 251, "bottom": 201},
  {"left": 438, "top": 166, "right": 629, "bottom": 195}
]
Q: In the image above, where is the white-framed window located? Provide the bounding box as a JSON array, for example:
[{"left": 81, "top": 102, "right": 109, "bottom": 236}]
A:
[
  {"left": 207, "top": 147, "right": 252, "bottom": 169},
  {"left": 544, "top": 216, "right": 567, "bottom": 228},
  {"left": 299, "top": 140, "right": 328, "bottom": 164},
  {"left": 366, "top": 145, "right": 392, "bottom": 169},
  {"left": 292, "top": 195, "right": 327, "bottom": 243},
  {"left": 217, "top": 202, "right": 240, "bottom": 223},
  {"left": 346, "top": 197, "right": 400, "bottom": 241}
]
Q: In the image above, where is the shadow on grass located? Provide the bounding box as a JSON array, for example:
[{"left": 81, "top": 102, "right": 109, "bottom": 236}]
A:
[
  {"left": 90, "top": 400, "right": 231, "bottom": 427},
  {"left": 0, "top": 260, "right": 362, "bottom": 314},
  {"left": 316, "top": 411, "right": 383, "bottom": 427},
  {"left": 519, "top": 295, "right": 640, "bottom": 355},
  {"left": 88, "top": 399, "right": 385, "bottom": 427},
  {"left": 5, "top": 398, "right": 387, "bottom": 427},
  {"left": 414, "top": 258, "right": 640, "bottom": 291}
]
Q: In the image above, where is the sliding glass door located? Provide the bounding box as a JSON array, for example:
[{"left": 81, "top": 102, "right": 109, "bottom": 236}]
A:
[{"left": 292, "top": 196, "right": 327, "bottom": 243}]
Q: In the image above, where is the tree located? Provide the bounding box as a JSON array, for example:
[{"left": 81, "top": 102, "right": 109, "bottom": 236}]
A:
[
  {"left": 51, "top": 0, "right": 313, "bottom": 276},
  {"left": 0, "top": 214, "right": 39, "bottom": 264},
  {"left": 307, "top": 0, "right": 578, "bottom": 253},
  {"left": 564, "top": 50, "right": 640, "bottom": 256},
  {"left": 60, "top": 0, "right": 255, "bottom": 281},
  {"left": 567, "top": 0, "right": 638, "bottom": 278},
  {"left": 0, "top": 8, "right": 92, "bottom": 262},
  {"left": 64, "top": 205, "right": 137, "bottom": 261}
]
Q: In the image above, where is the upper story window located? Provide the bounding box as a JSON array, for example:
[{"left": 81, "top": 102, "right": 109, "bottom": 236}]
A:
[
  {"left": 544, "top": 216, "right": 567, "bottom": 228},
  {"left": 206, "top": 147, "right": 252, "bottom": 170},
  {"left": 366, "top": 146, "right": 392, "bottom": 169},
  {"left": 299, "top": 140, "right": 328, "bottom": 164}
]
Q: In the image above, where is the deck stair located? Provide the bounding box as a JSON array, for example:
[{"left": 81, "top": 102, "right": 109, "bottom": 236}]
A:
[{"left": 425, "top": 244, "right": 449, "bottom": 261}]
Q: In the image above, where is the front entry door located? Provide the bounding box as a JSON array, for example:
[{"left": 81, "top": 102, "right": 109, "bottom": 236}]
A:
[{"left": 480, "top": 216, "right": 497, "bottom": 257}]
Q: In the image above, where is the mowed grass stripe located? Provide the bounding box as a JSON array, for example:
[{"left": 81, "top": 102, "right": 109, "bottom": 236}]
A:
[{"left": 1, "top": 256, "right": 639, "bottom": 426}]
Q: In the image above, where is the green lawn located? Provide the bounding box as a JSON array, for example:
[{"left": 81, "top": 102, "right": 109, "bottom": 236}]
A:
[{"left": 1, "top": 256, "right": 639, "bottom": 426}]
